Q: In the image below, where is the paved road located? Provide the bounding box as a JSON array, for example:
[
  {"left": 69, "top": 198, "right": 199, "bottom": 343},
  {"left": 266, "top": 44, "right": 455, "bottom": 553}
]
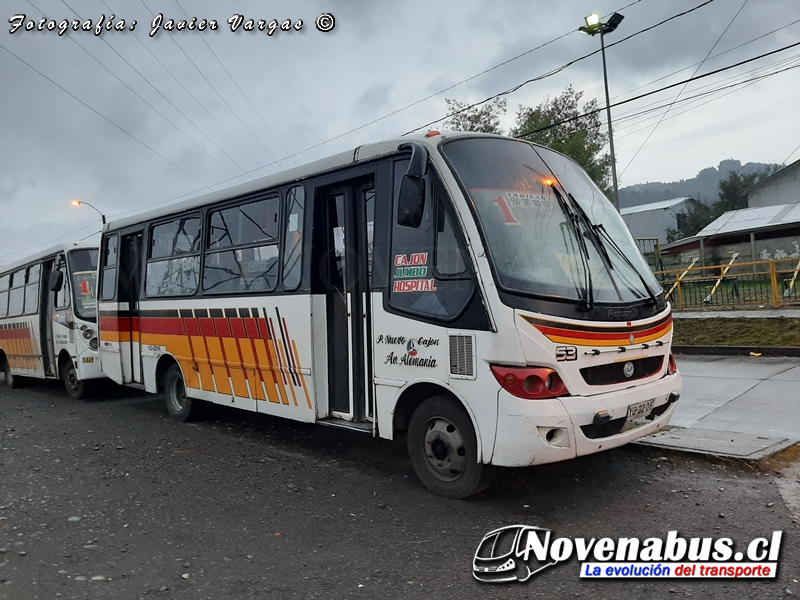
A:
[{"left": 1, "top": 379, "right": 799, "bottom": 599}]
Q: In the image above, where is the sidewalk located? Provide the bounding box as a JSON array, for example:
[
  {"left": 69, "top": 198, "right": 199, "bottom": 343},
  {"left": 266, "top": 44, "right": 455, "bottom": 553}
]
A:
[
  {"left": 637, "top": 355, "right": 800, "bottom": 460},
  {"left": 673, "top": 309, "right": 800, "bottom": 319}
]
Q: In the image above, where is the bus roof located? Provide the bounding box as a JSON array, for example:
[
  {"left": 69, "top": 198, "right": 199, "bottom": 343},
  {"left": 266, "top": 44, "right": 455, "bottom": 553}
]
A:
[
  {"left": 103, "top": 132, "right": 505, "bottom": 234},
  {"left": 0, "top": 242, "right": 97, "bottom": 275}
]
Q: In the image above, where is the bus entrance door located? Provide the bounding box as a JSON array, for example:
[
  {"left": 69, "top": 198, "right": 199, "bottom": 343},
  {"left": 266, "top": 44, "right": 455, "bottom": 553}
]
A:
[
  {"left": 322, "top": 180, "right": 375, "bottom": 424},
  {"left": 119, "top": 232, "right": 143, "bottom": 385}
]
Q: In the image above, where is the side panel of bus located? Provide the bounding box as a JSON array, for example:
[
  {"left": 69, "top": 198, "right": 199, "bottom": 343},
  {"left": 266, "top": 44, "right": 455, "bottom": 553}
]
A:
[{"left": 0, "top": 263, "right": 46, "bottom": 380}]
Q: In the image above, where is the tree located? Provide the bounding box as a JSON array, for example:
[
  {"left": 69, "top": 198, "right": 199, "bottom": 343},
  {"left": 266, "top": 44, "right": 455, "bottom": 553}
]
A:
[
  {"left": 441, "top": 97, "right": 507, "bottom": 135},
  {"left": 666, "top": 200, "right": 711, "bottom": 243},
  {"left": 666, "top": 166, "right": 780, "bottom": 242},
  {"left": 511, "top": 85, "right": 611, "bottom": 196}
]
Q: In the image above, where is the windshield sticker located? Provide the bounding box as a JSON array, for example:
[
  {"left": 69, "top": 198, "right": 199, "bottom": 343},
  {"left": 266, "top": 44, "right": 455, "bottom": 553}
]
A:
[{"left": 488, "top": 192, "right": 551, "bottom": 225}]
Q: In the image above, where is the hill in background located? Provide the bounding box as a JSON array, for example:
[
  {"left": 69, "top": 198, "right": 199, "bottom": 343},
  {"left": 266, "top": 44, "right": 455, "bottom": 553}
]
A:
[{"left": 618, "top": 159, "right": 781, "bottom": 209}]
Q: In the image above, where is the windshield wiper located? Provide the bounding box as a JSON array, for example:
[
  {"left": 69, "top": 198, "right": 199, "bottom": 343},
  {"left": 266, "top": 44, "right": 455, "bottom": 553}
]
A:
[
  {"left": 590, "top": 219, "right": 659, "bottom": 306},
  {"left": 565, "top": 190, "right": 658, "bottom": 305},
  {"left": 550, "top": 185, "right": 594, "bottom": 311}
]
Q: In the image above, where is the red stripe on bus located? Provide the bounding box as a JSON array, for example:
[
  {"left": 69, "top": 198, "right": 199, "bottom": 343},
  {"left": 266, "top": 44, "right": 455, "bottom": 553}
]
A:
[
  {"left": 244, "top": 318, "right": 259, "bottom": 339},
  {"left": 139, "top": 317, "right": 185, "bottom": 336},
  {"left": 0, "top": 328, "right": 31, "bottom": 340},
  {"left": 199, "top": 318, "right": 215, "bottom": 337},
  {"left": 229, "top": 318, "right": 246, "bottom": 339},
  {"left": 214, "top": 318, "right": 231, "bottom": 338}
]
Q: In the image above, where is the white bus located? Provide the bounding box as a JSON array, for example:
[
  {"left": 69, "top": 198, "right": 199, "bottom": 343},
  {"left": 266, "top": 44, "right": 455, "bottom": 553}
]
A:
[
  {"left": 97, "top": 132, "right": 681, "bottom": 498},
  {"left": 0, "top": 243, "right": 103, "bottom": 398}
]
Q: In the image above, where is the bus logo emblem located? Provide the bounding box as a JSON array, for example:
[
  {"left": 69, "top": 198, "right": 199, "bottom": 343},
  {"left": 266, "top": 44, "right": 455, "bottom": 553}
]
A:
[{"left": 406, "top": 339, "right": 418, "bottom": 357}]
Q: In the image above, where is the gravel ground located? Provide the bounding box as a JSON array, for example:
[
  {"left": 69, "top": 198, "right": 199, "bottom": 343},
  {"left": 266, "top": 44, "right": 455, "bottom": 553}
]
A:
[{"left": 1, "top": 378, "right": 798, "bottom": 599}]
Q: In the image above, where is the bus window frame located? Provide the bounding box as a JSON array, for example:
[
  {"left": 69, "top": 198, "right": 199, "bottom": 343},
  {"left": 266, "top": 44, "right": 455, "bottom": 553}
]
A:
[
  {"left": 99, "top": 233, "right": 119, "bottom": 302},
  {"left": 202, "top": 192, "right": 283, "bottom": 296},
  {"left": 144, "top": 212, "right": 203, "bottom": 299}
]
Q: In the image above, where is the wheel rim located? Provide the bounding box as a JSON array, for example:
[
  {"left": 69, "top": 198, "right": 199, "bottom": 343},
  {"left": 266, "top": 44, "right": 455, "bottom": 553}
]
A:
[
  {"left": 66, "top": 367, "right": 79, "bottom": 392},
  {"left": 421, "top": 416, "right": 467, "bottom": 482},
  {"left": 168, "top": 375, "right": 187, "bottom": 414}
]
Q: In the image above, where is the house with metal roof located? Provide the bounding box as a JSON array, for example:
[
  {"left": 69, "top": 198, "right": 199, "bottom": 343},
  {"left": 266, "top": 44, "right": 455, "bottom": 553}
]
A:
[
  {"left": 740, "top": 158, "right": 800, "bottom": 209},
  {"left": 662, "top": 201, "right": 800, "bottom": 267},
  {"left": 620, "top": 197, "right": 700, "bottom": 245}
]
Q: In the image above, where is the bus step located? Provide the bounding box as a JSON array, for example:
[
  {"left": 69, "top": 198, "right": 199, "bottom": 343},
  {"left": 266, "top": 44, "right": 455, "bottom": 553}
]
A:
[{"left": 317, "top": 418, "right": 373, "bottom": 434}]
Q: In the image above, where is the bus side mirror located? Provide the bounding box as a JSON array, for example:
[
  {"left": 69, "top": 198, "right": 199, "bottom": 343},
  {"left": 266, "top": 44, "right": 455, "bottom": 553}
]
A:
[
  {"left": 49, "top": 271, "right": 64, "bottom": 292},
  {"left": 397, "top": 141, "right": 429, "bottom": 228},
  {"left": 397, "top": 175, "right": 425, "bottom": 228}
]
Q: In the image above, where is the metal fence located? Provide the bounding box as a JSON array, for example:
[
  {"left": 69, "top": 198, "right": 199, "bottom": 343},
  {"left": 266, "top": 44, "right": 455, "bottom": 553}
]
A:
[{"left": 654, "top": 257, "right": 800, "bottom": 310}]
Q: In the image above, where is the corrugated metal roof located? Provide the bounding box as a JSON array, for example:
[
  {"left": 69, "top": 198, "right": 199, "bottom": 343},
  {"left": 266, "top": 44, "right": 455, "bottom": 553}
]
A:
[
  {"left": 620, "top": 197, "right": 692, "bottom": 215},
  {"left": 696, "top": 202, "right": 800, "bottom": 237}
]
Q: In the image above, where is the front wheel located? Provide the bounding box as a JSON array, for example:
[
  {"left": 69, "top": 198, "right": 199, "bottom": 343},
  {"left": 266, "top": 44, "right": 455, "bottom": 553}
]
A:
[
  {"left": 3, "top": 362, "right": 22, "bottom": 389},
  {"left": 164, "top": 364, "right": 205, "bottom": 422},
  {"left": 62, "top": 360, "right": 87, "bottom": 400},
  {"left": 407, "top": 396, "right": 495, "bottom": 499}
]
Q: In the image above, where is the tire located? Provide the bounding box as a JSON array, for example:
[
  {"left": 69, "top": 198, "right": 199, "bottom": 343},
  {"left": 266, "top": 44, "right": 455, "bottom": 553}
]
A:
[
  {"left": 4, "top": 361, "right": 22, "bottom": 389},
  {"left": 407, "top": 396, "right": 495, "bottom": 499},
  {"left": 164, "top": 364, "right": 205, "bottom": 422},
  {"left": 62, "top": 360, "right": 87, "bottom": 400}
]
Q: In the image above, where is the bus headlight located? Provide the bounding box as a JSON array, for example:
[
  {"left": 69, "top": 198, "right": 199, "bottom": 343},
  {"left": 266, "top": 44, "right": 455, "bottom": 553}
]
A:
[
  {"left": 82, "top": 328, "right": 95, "bottom": 340},
  {"left": 89, "top": 337, "right": 99, "bottom": 351}
]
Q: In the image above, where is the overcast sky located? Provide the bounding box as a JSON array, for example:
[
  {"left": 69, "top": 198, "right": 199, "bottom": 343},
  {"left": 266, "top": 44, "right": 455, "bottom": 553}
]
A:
[{"left": 1, "top": 0, "right": 799, "bottom": 263}]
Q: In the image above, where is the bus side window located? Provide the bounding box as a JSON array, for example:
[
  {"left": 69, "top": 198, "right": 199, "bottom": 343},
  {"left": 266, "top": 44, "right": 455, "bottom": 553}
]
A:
[
  {"left": 7, "top": 269, "right": 25, "bottom": 317},
  {"left": 282, "top": 185, "right": 305, "bottom": 291},
  {"left": 0, "top": 274, "right": 9, "bottom": 318},
  {"left": 388, "top": 162, "right": 474, "bottom": 320},
  {"left": 100, "top": 235, "right": 118, "bottom": 301},
  {"left": 435, "top": 199, "right": 467, "bottom": 276},
  {"left": 204, "top": 195, "right": 281, "bottom": 294},
  {"left": 24, "top": 264, "right": 41, "bottom": 315},
  {"left": 145, "top": 216, "right": 201, "bottom": 297}
]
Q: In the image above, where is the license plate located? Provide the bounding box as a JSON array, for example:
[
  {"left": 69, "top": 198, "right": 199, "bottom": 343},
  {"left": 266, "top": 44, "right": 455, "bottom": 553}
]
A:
[{"left": 626, "top": 399, "right": 654, "bottom": 421}]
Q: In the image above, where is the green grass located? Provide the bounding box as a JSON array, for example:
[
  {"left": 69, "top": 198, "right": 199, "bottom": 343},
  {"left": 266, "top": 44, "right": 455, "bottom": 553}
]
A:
[{"left": 673, "top": 317, "right": 800, "bottom": 347}]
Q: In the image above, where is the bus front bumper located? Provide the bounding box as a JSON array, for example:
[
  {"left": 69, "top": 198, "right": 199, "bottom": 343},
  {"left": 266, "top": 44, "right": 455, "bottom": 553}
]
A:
[{"left": 490, "top": 373, "right": 681, "bottom": 467}]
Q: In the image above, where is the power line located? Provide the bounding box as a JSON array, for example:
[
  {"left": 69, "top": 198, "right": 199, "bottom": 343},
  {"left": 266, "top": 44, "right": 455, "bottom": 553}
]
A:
[
  {"left": 50, "top": 0, "right": 246, "bottom": 180},
  {"left": 618, "top": 0, "right": 749, "bottom": 180},
  {"left": 514, "top": 40, "right": 800, "bottom": 138},
  {"left": 95, "top": 0, "right": 255, "bottom": 181},
  {"left": 404, "top": 0, "right": 718, "bottom": 136},
  {"left": 0, "top": 221, "right": 99, "bottom": 262},
  {"left": 0, "top": 43, "right": 208, "bottom": 188},
  {"left": 781, "top": 143, "right": 800, "bottom": 165},
  {"left": 611, "top": 53, "right": 800, "bottom": 134},
  {"left": 172, "top": 0, "right": 297, "bottom": 169},
  {"left": 610, "top": 17, "right": 800, "bottom": 103},
  {"left": 136, "top": 0, "right": 264, "bottom": 170},
  {"left": 138, "top": 0, "right": 279, "bottom": 171},
  {"left": 611, "top": 59, "right": 800, "bottom": 138}
]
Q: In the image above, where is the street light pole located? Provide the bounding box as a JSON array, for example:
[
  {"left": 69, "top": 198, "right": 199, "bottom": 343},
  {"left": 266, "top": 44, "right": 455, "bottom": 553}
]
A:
[
  {"left": 70, "top": 200, "right": 106, "bottom": 224},
  {"left": 580, "top": 12, "right": 624, "bottom": 212},
  {"left": 599, "top": 30, "right": 620, "bottom": 212}
]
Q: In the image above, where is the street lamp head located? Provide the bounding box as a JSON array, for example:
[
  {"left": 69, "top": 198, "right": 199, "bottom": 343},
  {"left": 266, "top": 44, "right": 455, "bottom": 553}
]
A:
[
  {"left": 606, "top": 12, "right": 624, "bottom": 32},
  {"left": 579, "top": 12, "right": 624, "bottom": 35},
  {"left": 70, "top": 199, "right": 106, "bottom": 224},
  {"left": 585, "top": 13, "right": 601, "bottom": 27}
]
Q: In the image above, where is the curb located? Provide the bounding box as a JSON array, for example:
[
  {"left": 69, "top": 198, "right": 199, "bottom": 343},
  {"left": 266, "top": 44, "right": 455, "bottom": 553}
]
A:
[
  {"left": 673, "top": 345, "right": 800, "bottom": 357},
  {"left": 632, "top": 428, "right": 798, "bottom": 463}
]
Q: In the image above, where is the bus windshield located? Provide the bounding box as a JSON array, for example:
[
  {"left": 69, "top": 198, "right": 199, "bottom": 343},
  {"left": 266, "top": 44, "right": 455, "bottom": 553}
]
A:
[
  {"left": 441, "top": 137, "right": 661, "bottom": 305},
  {"left": 68, "top": 249, "right": 98, "bottom": 322}
]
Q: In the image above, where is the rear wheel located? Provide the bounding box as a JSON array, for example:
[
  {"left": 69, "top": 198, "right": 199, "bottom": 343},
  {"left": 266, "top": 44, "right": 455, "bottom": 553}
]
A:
[
  {"left": 407, "top": 396, "right": 495, "bottom": 499},
  {"left": 62, "top": 359, "right": 87, "bottom": 400},
  {"left": 164, "top": 364, "right": 205, "bottom": 422},
  {"left": 3, "top": 361, "right": 22, "bottom": 389}
]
